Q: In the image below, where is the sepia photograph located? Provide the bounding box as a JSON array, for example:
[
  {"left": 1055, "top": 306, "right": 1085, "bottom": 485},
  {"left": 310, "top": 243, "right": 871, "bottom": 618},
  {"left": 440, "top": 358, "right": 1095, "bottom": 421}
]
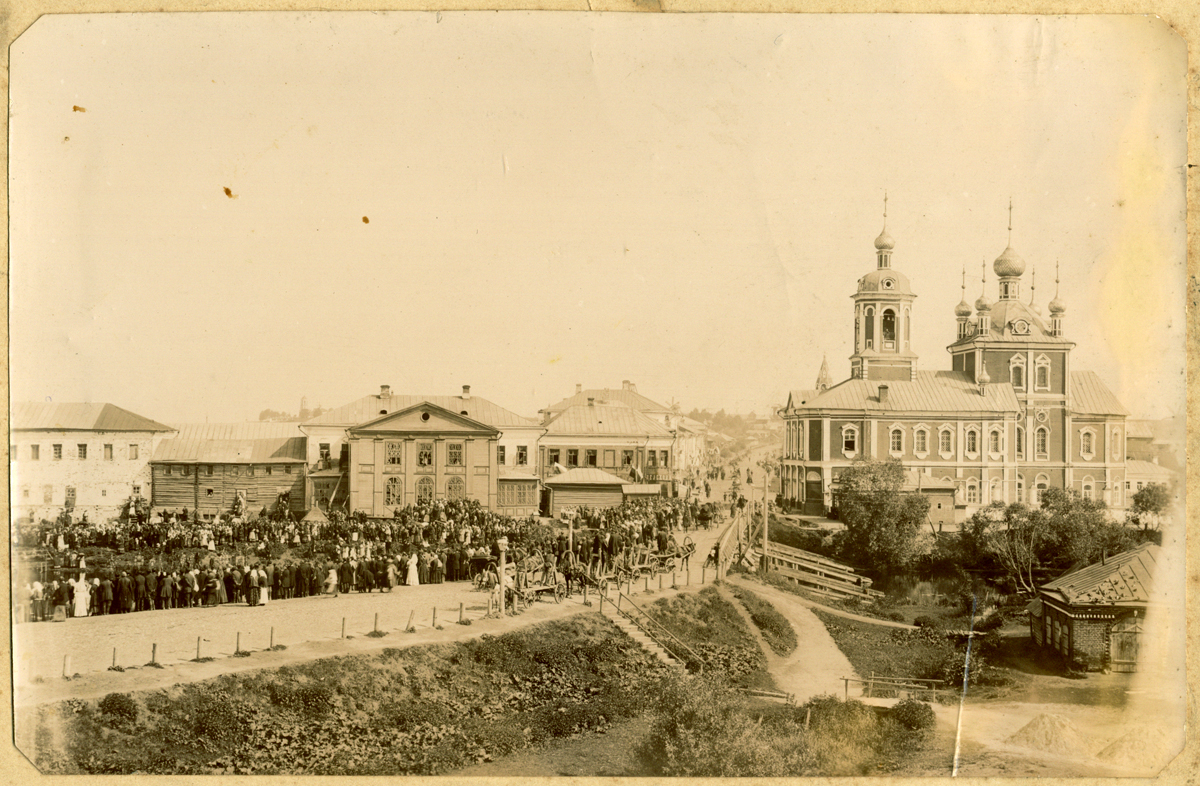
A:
[{"left": 6, "top": 9, "right": 1191, "bottom": 778}]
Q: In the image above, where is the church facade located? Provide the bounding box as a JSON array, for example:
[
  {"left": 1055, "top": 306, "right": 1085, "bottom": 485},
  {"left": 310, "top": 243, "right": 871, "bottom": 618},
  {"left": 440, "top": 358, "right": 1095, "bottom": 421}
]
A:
[{"left": 780, "top": 201, "right": 1129, "bottom": 522}]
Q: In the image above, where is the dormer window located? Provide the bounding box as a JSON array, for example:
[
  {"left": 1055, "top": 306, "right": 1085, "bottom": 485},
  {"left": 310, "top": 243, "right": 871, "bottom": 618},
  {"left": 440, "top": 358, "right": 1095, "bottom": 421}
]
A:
[
  {"left": 1013, "top": 319, "right": 1030, "bottom": 335},
  {"left": 882, "top": 278, "right": 895, "bottom": 290}
]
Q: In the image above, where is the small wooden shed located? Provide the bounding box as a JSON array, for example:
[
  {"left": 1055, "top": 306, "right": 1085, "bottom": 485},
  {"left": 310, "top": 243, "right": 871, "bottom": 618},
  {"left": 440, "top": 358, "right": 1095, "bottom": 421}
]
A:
[
  {"left": 544, "top": 468, "right": 627, "bottom": 515},
  {"left": 1030, "top": 541, "right": 1159, "bottom": 672}
]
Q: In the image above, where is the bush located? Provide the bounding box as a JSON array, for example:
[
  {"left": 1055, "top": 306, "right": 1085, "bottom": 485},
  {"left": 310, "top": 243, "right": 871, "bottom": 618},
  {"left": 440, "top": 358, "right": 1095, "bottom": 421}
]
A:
[
  {"left": 98, "top": 693, "right": 137, "bottom": 726},
  {"left": 912, "top": 615, "right": 943, "bottom": 630},
  {"left": 890, "top": 698, "right": 935, "bottom": 732},
  {"left": 975, "top": 612, "right": 1005, "bottom": 632}
]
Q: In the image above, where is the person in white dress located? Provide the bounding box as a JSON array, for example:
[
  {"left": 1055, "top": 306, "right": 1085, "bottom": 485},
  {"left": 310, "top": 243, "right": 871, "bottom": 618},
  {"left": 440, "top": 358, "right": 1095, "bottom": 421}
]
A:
[
  {"left": 406, "top": 552, "right": 420, "bottom": 586},
  {"left": 72, "top": 576, "right": 91, "bottom": 617}
]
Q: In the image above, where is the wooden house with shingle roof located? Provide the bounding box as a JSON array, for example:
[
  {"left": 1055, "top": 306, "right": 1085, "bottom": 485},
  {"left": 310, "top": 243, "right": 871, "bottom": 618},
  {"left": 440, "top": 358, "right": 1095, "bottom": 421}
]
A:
[{"left": 1029, "top": 542, "right": 1159, "bottom": 672}]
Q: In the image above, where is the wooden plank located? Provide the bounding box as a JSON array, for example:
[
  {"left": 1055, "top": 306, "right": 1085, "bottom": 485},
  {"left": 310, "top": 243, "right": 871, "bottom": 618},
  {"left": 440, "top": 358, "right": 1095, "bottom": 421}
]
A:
[{"left": 771, "top": 564, "right": 879, "bottom": 600}]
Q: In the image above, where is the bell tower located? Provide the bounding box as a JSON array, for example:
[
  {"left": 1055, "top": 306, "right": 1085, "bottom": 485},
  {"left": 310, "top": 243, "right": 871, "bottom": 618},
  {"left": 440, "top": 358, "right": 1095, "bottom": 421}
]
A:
[{"left": 850, "top": 193, "right": 919, "bottom": 381}]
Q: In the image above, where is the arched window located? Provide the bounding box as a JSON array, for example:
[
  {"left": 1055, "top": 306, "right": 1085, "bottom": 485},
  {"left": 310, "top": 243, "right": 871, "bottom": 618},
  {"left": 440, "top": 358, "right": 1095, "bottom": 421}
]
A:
[
  {"left": 865, "top": 307, "right": 875, "bottom": 349},
  {"left": 989, "top": 429, "right": 1002, "bottom": 454},
  {"left": 890, "top": 428, "right": 903, "bottom": 454},
  {"left": 1034, "top": 474, "right": 1049, "bottom": 506},
  {"left": 446, "top": 476, "right": 465, "bottom": 501},
  {"left": 1111, "top": 427, "right": 1121, "bottom": 461},
  {"left": 989, "top": 478, "right": 1002, "bottom": 503},
  {"left": 385, "top": 477, "right": 403, "bottom": 506},
  {"left": 904, "top": 307, "right": 911, "bottom": 344},
  {"left": 966, "top": 482, "right": 979, "bottom": 504},
  {"left": 854, "top": 310, "right": 861, "bottom": 351},
  {"left": 1016, "top": 475, "right": 1025, "bottom": 503},
  {"left": 966, "top": 428, "right": 979, "bottom": 455},
  {"left": 842, "top": 425, "right": 859, "bottom": 456},
  {"left": 1081, "top": 477, "right": 1094, "bottom": 501},
  {"left": 939, "top": 428, "right": 953, "bottom": 455},
  {"left": 882, "top": 309, "right": 897, "bottom": 343},
  {"left": 1016, "top": 426, "right": 1025, "bottom": 460},
  {"left": 1010, "top": 354, "right": 1026, "bottom": 389},
  {"left": 914, "top": 428, "right": 928, "bottom": 455},
  {"left": 1035, "top": 427, "right": 1049, "bottom": 458},
  {"left": 416, "top": 476, "right": 434, "bottom": 503},
  {"left": 1034, "top": 355, "right": 1051, "bottom": 390},
  {"left": 1080, "top": 430, "right": 1094, "bottom": 458}
]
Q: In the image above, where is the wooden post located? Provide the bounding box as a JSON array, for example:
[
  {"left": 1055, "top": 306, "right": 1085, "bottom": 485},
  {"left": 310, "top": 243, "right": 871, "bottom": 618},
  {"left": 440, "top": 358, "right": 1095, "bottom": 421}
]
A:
[
  {"left": 702, "top": 566, "right": 706, "bottom": 584},
  {"left": 63, "top": 655, "right": 70, "bottom": 678},
  {"left": 843, "top": 677, "right": 849, "bottom": 700},
  {"left": 459, "top": 602, "right": 464, "bottom": 623},
  {"left": 487, "top": 594, "right": 494, "bottom": 615},
  {"left": 196, "top": 637, "right": 201, "bottom": 661},
  {"left": 616, "top": 592, "right": 622, "bottom": 612},
  {"left": 659, "top": 574, "right": 663, "bottom": 590},
  {"left": 432, "top": 607, "right": 437, "bottom": 628},
  {"left": 583, "top": 583, "right": 588, "bottom": 604},
  {"left": 644, "top": 575, "right": 649, "bottom": 592},
  {"left": 341, "top": 618, "right": 346, "bottom": 639},
  {"left": 112, "top": 648, "right": 117, "bottom": 668},
  {"left": 236, "top": 632, "right": 241, "bottom": 653},
  {"left": 270, "top": 627, "right": 274, "bottom": 649},
  {"left": 805, "top": 708, "right": 811, "bottom": 730},
  {"left": 406, "top": 609, "right": 415, "bottom": 632},
  {"left": 374, "top": 612, "right": 379, "bottom": 633},
  {"left": 151, "top": 643, "right": 157, "bottom": 665},
  {"left": 869, "top": 671, "right": 874, "bottom": 698}
]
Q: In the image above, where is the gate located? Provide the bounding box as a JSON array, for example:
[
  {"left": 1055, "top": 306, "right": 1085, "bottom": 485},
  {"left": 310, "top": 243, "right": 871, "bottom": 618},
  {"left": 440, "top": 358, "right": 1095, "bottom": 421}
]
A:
[{"left": 1109, "top": 615, "right": 1142, "bottom": 673}]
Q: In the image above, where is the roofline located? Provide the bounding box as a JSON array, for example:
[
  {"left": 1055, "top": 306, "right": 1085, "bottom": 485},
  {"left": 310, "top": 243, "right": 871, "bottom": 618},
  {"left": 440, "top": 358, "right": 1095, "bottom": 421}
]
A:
[
  {"left": 783, "top": 407, "right": 1020, "bottom": 418},
  {"left": 152, "top": 458, "right": 306, "bottom": 464},
  {"left": 13, "top": 426, "right": 176, "bottom": 433}
]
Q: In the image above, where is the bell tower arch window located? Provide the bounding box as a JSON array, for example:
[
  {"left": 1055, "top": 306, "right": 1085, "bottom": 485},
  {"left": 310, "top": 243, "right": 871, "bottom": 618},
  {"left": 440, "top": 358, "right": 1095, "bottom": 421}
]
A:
[
  {"left": 882, "top": 309, "right": 897, "bottom": 347},
  {"left": 864, "top": 307, "right": 875, "bottom": 350}
]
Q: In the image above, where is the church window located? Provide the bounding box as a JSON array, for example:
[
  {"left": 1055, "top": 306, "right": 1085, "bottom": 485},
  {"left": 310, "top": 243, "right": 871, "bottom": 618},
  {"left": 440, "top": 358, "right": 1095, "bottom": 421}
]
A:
[
  {"left": 882, "top": 309, "right": 896, "bottom": 343},
  {"left": 842, "top": 425, "right": 859, "bottom": 456},
  {"left": 966, "top": 482, "right": 978, "bottom": 504},
  {"left": 864, "top": 308, "right": 874, "bottom": 349},
  {"left": 1034, "top": 474, "right": 1049, "bottom": 505},
  {"left": 1016, "top": 426, "right": 1025, "bottom": 459},
  {"left": 1111, "top": 428, "right": 1121, "bottom": 461},
  {"left": 1080, "top": 429, "right": 1094, "bottom": 459},
  {"left": 914, "top": 428, "right": 928, "bottom": 455},
  {"left": 1081, "top": 478, "right": 1094, "bottom": 501},
  {"left": 904, "top": 308, "right": 911, "bottom": 343},
  {"left": 448, "top": 442, "right": 464, "bottom": 466},
  {"left": 890, "top": 428, "right": 903, "bottom": 453},
  {"left": 965, "top": 428, "right": 979, "bottom": 455},
  {"left": 418, "top": 442, "right": 434, "bottom": 467},
  {"left": 1034, "top": 355, "right": 1051, "bottom": 390},
  {"left": 989, "top": 478, "right": 1001, "bottom": 503},
  {"left": 1016, "top": 475, "right": 1025, "bottom": 502},
  {"left": 989, "top": 429, "right": 1002, "bottom": 454},
  {"left": 416, "top": 476, "right": 434, "bottom": 503},
  {"left": 386, "top": 441, "right": 403, "bottom": 465},
  {"left": 446, "top": 476, "right": 465, "bottom": 501},
  {"left": 1035, "top": 427, "right": 1049, "bottom": 459},
  {"left": 385, "top": 477, "right": 403, "bottom": 506},
  {"left": 939, "top": 429, "right": 953, "bottom": 455},
  {"left": 1010, "top": 355, "right": 1026, "bottom": 389}
]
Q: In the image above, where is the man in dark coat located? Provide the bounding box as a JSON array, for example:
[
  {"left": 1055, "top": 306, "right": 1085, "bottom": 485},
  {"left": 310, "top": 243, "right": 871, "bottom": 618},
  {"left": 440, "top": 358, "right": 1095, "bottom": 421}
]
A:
[
  {"left": 133, "top": 571, "right": 148, "bottom": 611},
  {"left": 264, "top": 563, "right": 276, "bottom": 602},
  {"left": 227, "top": 567, "right": 241, "bottom": 604},
  {"left": 158, "top": 572, "right": 173, "bottom": 609},
  {"left": 145, "top": 571, "right": 158, "bottom": 610},
  {"left": 281, "top": 564, "right": 294, "bottom": 600},
  {"left": 116, "top": 572, "right": 135, "bottom": 613},
  {"left": 97, "top": 575, "right": 114, "bottom": 615},
  {"left": 178, "top": 572, "right": 192, "bottom": 609},
  {"left": 197, "top": 569, "right": 209, "bottom": 606},
  {"left": 245, "top": 565, "right": 259, "bottom": 606},
  {"left": 338, "top": 560, "right": 353, "bottom": 594},
  {"left": 445, "top": 549, "right": 458, "bottom": 584}
]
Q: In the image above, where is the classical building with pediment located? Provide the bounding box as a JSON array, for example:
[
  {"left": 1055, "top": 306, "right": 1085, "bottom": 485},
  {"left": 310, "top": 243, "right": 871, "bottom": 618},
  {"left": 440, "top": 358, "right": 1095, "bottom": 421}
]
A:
[
  {"left": 301, "top": 385, "right": 544, "bottom": 517},
  {"left": 779, "top": 199, "right": 1130, "bottom": 522}
]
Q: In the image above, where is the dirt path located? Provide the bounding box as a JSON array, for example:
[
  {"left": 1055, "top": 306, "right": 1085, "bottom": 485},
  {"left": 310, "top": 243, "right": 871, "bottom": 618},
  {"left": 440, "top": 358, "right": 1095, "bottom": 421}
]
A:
[{"left": 722, "top": 576, "right": 857, "bottom": 703}]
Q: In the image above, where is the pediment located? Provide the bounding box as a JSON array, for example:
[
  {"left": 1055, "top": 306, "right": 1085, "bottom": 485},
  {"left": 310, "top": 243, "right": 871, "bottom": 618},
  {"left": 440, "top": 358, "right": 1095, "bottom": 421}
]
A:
[{"left": 349, "top": 402, "right": 499, "bottom": 436}]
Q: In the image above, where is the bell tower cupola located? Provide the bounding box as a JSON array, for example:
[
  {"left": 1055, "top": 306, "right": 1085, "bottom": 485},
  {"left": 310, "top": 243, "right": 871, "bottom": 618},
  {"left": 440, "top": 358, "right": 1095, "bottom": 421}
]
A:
[{"left": 850, "top": 193, "right": 919, "bottom": 382}]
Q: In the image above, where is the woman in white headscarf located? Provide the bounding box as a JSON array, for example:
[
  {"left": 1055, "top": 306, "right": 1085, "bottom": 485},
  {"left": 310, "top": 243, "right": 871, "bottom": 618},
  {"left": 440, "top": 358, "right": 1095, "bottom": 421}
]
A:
[
  {"left": 324, "top": 565, "right": 339, "bottom": 596},
  {"left": 73, "top": 575, "right": 91, "bottom": 617},
  {"left": 406, "top": 551, "right": 420, "bottom": 587}
]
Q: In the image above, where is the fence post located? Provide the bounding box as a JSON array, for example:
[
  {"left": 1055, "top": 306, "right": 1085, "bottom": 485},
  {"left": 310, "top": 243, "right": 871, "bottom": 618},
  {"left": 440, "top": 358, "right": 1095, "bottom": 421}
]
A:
[
  {"left": 432, "top": 607, "right": 437, "bottom": 628},
  {"left": 702, "top": 566, "right": 706, "bottom": 584},
  {"left": 843, "top": 677, "right": 848, "bottom": 700},
  {"left": 270, "top": 627, "right": 274, "bottom": 649},
  {"left": 236, "top": 632, "right": 241, "bottom": 653},
  {"left": 196, "top": 637, "right": 201, "bottom": 661},
  {"left": 151, "top": 643, "right": 157, "bottom": 665},
  {"left": 459, "top": 602, "right": 464, "bottom": 623},
  {"left": 868, "top": 671, "right": 874, "bottom": 698},
  {"left": 659, "top": 574, "right": 663, "bottom": 590},
  {"left": 112, "top": 648, "right": 117, "bottom": 669},
  {"left": 406, "top": 609, "right": 415, "bottom": 631},
  {"left": 341, "top": 618, "right": 346, "bottom": 639},
  {"left": 374, "top": 613, "right": 379, "bottom": 634},
  {"left": 63, "top": 655, "right": 71, "bottom": 678},
  {"left": 645, "top": 575, "right": 650, "bottom": 593}
]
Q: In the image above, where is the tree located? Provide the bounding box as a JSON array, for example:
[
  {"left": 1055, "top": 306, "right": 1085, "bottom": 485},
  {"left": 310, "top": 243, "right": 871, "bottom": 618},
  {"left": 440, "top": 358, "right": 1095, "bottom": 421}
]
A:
[
  {"left": 965, "top": 502, "right": 1049, "bottom": 595},
  {"left": 1038, "top": 487, "right": 1130, "bottom": 571},
  {"left": 832, "top": 458, "right": 930, "bottom": 575},
  {"left": 1126, "top": 483, "right": 1172, "bottom": 532}
]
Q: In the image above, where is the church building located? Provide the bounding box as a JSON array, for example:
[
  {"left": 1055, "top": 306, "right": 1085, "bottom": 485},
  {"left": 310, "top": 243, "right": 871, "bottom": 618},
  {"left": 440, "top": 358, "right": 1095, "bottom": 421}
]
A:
[{"left": 780, "top": 199, "right": 1129, "bottom": 522}]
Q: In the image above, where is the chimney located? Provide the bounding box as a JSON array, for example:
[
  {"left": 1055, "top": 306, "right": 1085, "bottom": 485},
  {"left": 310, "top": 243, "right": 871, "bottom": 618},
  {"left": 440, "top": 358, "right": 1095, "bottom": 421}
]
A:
[
  {"left": 576, "top": 383, "right": 582, "bottom": 394},
  {"left": 380, "top": 384, "right": 391, "bottom": 398},
  {"left": 588, "top": 397, "right": 595, "bottom": 407},
  {"left": 462, "top": 385, "right": 471, "bottom": 400},
  {"left": 622, "top": 380, "right": 631, "bottom": 391},
  {"left": 878, "top": 385, "right": 889, "bottom": 405},
  {"left": 539, "top": 409, "right": 551, "bottom": 425}
]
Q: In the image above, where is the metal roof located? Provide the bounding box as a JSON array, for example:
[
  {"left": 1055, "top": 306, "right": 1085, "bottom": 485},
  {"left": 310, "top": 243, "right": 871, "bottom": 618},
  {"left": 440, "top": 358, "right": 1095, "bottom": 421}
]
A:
[
  {"left": 786, "top": 389, "right": 821, "bottom": 409},
  {"left": 1069, "top": 371, "right": 1130, "bottom": 417},
  {"left": 305, "top": 393, "right": 539, "bottom": 429},
  {"left": 545, "top": 387, "right": 670, "bottom": 414},
  {"left": 152, "top": 422, "right": 307, "bottom": 464},
  {"left": 622, "top": 484, "right": 663, "bottom": 495},
  {"left": 544, "top": 403, "right": 674, "bottom": 436},
  {"left": 545, "top": 468, "right": 628, "bottom": 486},
  {"left": 12, "top": 402, "right": 173, "bottom": 432},
  {"left": 1125, "top": 420, "right": 1156, "bottom": 440},
  {"left": 902, "top": 471, "right": 958, "bottom": 491},
  {"left": 1041, "top": 542, "right": 1158, "bottom": 606},
  {"left": 1125, "top": 460, "right": 1175, "bottom": 481},
  {"left": 793, "top": 371, "right": 1020, "bottom": 414},
  {"left": 499, "top": 469, "right": 541, "bottom": 482}
]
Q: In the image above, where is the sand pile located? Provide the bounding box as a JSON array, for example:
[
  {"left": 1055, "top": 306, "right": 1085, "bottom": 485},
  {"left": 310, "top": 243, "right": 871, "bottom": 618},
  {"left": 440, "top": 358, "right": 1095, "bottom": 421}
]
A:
[
  {"left": 1005, "top": 713, "right": 1089, "bottom": 755},
  {"left": 1095, "top": 726, "right": 1172, "bottom": 772}
]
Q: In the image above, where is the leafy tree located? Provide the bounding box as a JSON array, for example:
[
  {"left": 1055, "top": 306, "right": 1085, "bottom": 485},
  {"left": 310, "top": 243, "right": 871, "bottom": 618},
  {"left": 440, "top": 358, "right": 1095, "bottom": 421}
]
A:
[
  {"left": 831, "top": 458, "right": 930, "bottom": 575},
  {"left": 1126, "top": 483, "right": 1172, "bottom": 532},
  {"left": 964, "top": 502, "right": 1048, "bottom": 595},
  {"left": 1038, "top": 487, "right": 1130, "bottom": 570}
]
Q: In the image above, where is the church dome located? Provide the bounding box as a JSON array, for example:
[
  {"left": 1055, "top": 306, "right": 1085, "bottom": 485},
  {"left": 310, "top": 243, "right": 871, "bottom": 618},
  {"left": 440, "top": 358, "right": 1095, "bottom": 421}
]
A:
[
  {"left": 974, "top": 293, "right": 992, "bottom": 312},
  {"left": 1049, "top": 295, "right": 1066, "bottom": 315},
  {"left": 857, "top": 268, "right": 913, "bottom": 296},
  {"left": 993, "top": 246, "right": 1026, "bottom": 278},
  {"left": 874, "top": 229, "right": 895, "bottom": 251},
  {"left": 954, "top": 299, "right": 973, "bottom": 317},
  {"left": 978, "top": 363, "right": 991, "bottom": 384}
]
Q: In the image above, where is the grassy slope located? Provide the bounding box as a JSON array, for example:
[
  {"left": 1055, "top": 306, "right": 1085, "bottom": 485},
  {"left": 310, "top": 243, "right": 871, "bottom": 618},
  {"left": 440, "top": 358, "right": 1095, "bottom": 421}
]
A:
[{"left": 727, "top": 585, "right": 798, "bottom": 657}]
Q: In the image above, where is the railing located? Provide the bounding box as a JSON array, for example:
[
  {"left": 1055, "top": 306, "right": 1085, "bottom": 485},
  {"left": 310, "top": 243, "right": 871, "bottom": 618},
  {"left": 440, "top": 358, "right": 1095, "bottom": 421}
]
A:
[
  {"left": 713, "top": 508, "right": 748, "bottom": 579},
  {"left": 841, "top": 675, "right": 948, "bottom": 701},
  {"left": 601, "top": 590, "right": 704, "bottom": 673}
]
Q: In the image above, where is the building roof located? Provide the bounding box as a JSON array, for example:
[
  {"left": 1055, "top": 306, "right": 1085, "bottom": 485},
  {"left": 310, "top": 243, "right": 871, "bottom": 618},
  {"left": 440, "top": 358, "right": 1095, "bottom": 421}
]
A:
[
  {"left": 305, "top": 392, "right": 538, "bottom": 429},
  {"left": 1041, "top": 542, "right": 1159, "bottom": 607},
  {"left": 545, "top": 467, "right": 627, "bottom": 486},
  {"left": 622, "top": 484, "right": 663, "bottom": 495},
  {"left": 949, "top": 298, "right": 1072, "bottom": 346},
  {"left": 901, "top": 471, "right": 957, "bottom": 491},
  {"left": 12, "top": 402, "right": 173, "bottom": 433},
  {"left": 301, "top": 507, "right": 330, "bottom": 523},
  {"left": 791, "top": 370, "right": 1020, "bottom": 414},
  {"left": 1126, "top": 420, "right": 1156, "bottom": 440},
  {"left": 785, "top": 389, "right": 821, "bottom": 409},
  {"left": 545, "top": 387, "right": 670, "bottom": 414},
  {"left": 152, "top": 422, "right": 307, "bottom": 464},
  {"left": 1125, "top": 460, "right": 1175, "bottom": 481},
  {"left": 1069, "top": 371, "right": 1130, "bottom": 417},
  {"left": 499, "top": 469, "right": 541, "bottom": 482},
  {"left": 544, "top": 403, "right": 674, "bottom": 437}
]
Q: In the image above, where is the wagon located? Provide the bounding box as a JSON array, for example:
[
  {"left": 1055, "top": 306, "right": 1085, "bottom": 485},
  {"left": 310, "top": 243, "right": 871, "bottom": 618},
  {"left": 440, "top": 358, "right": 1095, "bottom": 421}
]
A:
[{"left": 648, "top": 536, "right": 695, "bottom": 575}]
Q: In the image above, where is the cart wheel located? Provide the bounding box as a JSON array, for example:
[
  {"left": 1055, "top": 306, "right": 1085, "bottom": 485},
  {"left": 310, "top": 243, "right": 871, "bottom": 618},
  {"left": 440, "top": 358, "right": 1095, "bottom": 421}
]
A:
[
  {"left": 554, "top": 582, "right": 566, "bottom": 603},
  {"left": 599, "top": 577, "right": 609, "bottom": 595}
]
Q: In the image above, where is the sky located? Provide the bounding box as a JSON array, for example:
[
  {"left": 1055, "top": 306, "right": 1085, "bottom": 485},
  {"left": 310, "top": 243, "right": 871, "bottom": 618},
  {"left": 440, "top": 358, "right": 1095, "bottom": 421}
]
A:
[{"left": 9, "top": 12, "right": 1188, "bottom": 423}]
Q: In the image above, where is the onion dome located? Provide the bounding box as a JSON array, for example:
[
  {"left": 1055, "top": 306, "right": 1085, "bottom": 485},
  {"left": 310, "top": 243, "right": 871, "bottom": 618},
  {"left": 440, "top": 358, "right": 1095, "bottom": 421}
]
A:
[
  {"left": 974, "top": 293, "right": 992, "bottom": 312},
  {"left": 978, "top": 363, "right": 991, "bottom": 384},
  {"left": 1049, "top": 295, "right": 1066, "bottom": 315},
  {"left": 874, "top": 228, "right": 895, "bottom": 250},
  {"left": 954, "top": 299, "right": 973, "bottom": 317},
  {"left": 993, "top": 245, "right": 1026, "bottom": 278}
]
